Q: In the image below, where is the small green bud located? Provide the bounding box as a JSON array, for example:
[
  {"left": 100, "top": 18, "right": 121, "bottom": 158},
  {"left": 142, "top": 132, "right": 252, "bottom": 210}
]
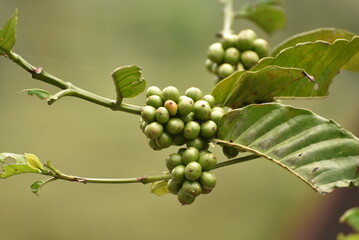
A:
[
  {"left": 185, "top": 162, "right": 202, "bottom": 181},
  {"left": 193, "top": 100, "right": 212, "bottom": 121},
  {"left": 172, "top": 134, "right": 187, "bottom": 146},
  {"left": 177, "top": 188, "right": 196, "bottom": 205},
  {"left": 161, "top": 86, "right": 180, "bottom": 103},
  {"left": 211, "top": 110, "right": 224, "bottom": 124},
  {"left": 198, "top": 152, "right": 217, "bottom": 171},
  {"left": 205, "top": 59, "right": 215, "bottom": 72},
  {"left": 182, "top": 180, "right": 202, "bottom": 197},
  {"left": 178, "top": 96, "right": 194, "bottom": 116},
  {"left": 180, "top": 112, "right": 194, "bottom": 124},
  {"left": 200, "top": 120, "right": 218, "bottom": 138},
  {"left": 241, "top": 50, "right": 260, "bottom": 69},
  {"left": 146, "top": 86, "right": 162, "bottom": 98},
  {"left": 253, "top": 38, "right": 269, "bottom": 58},
  {"left": 167, "top": 179, "right": 182, "bottom": 195},
  {"left": 218, "top": 63, "right": 235, "bottom": 78},
  {"left": 182, "top": 147, "right": 200, "bottom": 165},
  {"left": 144, "top": 122, "right": 163, "bottom": 139},
  {"left": 155, "top": 131, "right": 173, "bottom": 148},
  {"left": 148, "top": 139, "right": 162, "bottom": 151},
  {"left": 224, "top": 47, "right": 240, "bottom": 65},
  {"left": 156, "top": 107, "right": 170, "bottom": 124},
  {"left": 207, "top": 42, "right": 225, "bottom": 63},
  {"left": 141, "top": 106, "right": 156, "bottom": 123},
  {"left": 166, "top": 153, "right": 183, "bottom": 171},
  {"left": 237, "top": 29, "right": 257, "bottom": 51},
  {"left": 221, "top": 33, "right": 239, "bottom": 49},
  {"left": 183, "top": 121, "right": 201, "bottom": 140},
  {"left": 222, "top": 145, "right": 240, "bottom": 159},
  {"left": 146, "top": 95, "right": 163, "bottom": 108},
  {"left": 164, "top": 100, "right": 178, "bottom": 116},
  {"left": 171, "top": 165, "right": 186, "bottom": 183},
  {"left": 203, "top": 94, "right": 216, "bottom": 108},
  {"left": 186, "top": 137, "right": 209, "bottom": 151},
  {"left": 165, "top": 118, "right": 184, "bottom": 135},
  {"left": 185, "top": 87, "right": 203, "bottom": 102},
  {"left": 199, "top": 171, "right": 217, "bottom": 189}
]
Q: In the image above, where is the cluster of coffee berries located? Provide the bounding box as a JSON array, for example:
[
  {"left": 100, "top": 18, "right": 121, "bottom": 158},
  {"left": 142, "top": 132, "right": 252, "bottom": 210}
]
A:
[
  {"left": 205, "top": 29, "right": 269, "bottom": 80},
  {"left": 139, "top": 86, "right": 225, "bottom": 151},
  {"left": 166, "top": 147, "right": 217, "bottom": 205}
]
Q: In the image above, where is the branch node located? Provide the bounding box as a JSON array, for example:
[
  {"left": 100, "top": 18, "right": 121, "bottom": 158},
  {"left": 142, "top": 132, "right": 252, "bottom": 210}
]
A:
[
  {"left": 31, "top": 67, "right": 43, "bottom": 75},
  {"left": 136, "top": 175, "right": 147, "bottom": 184}
]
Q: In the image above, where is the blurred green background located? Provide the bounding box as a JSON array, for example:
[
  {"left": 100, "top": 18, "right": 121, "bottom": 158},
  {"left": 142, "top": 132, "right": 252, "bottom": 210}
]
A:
[{"left": 0, "top": 1, "right": 358, "bottom": 239}]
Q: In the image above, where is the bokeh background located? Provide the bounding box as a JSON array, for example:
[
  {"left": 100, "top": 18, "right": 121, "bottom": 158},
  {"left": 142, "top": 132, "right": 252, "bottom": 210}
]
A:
[{"left": 0, "top": 1, "right": 358, "bottom": 239}]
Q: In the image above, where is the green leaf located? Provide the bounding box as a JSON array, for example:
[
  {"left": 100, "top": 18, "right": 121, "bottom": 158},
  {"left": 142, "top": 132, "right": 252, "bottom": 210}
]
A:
[
  {"left": 216, "top": 103, "right": 359, "bottom": 194},
  {"left": 337, "top": 233, "right": 359, "bottom": 240},
  {"left": 0, "top": 152, "right": 42, "bottom": 179},
  {"left": 271, "top": 28, "right": 359, "bottom": 71},
  {"left": 111, "top": 65, "right": 146, "bottom": 103},
  {"left": 340, "top": 207, "right": 359, "bottom": 232},
  {"left": 19, "top": 89, "right": 52, "bottom": 100},
  {"left": 211, "top": 66, "right": 309, "bottom": 108},
  {"left": 25, "top": 153, "right": 44, "bottom": 171},
  {"left": 150, "top": 180, "right": 169, "bottom": 196},
  {"left": 236, "top": 1, "right": 286, "bottom": 34},
  {"left": 0, "top": 9, "right": 18, "bottom": 54},
  {"left": 31, "top": 180, "right": 45, "bottom": 195}
]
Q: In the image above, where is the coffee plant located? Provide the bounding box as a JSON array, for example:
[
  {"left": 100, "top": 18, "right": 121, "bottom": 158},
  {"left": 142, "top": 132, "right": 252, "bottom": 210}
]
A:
[{"left": 0, "top": 0, "right": 358, "bottom": 221}]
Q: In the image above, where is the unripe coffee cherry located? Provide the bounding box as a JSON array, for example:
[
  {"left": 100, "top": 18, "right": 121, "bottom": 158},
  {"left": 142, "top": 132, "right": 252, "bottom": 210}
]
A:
[
  {"left": 141, "top": 106, "right": 156, "bottom": 123},
  {"left": 166, "top": 118, "right": 184, "bottom": 135},
  {"left": 201, "top": 188, "right": 213, "bottom": 194},
  {"left": 199, "top": 171, "right": 217, "bottom": 189},
  {"left": 198, "top": 152, "right": 217, "bottom": 171},
  {"left": 224, "top": 47, "right": 240, "bottom": 65},
  {"left": 161, "top": 86, "right": 180, "bottom": 103},
  {"left": 167, "top": 179, "right": 182, "bottom": 195},
  {"left": 182, "top": 180, "right": 202, "bottom": 197},
  {"left": 205, "top": 59, "right": 215, "bottom": 72},
  {"left": 146, "top": 95, "right": 163, "bottom": 108},
  {"left": 193, "top": 100, "right": 212, "bottom": 121},
  {"left": 186, "top": 137, "right": 209, "bottom": 151},
  {"left": 212, "top": 106, "right": 225, "bottom": 114},
  {"left": 148, "top": 139, "right": 162, "bottom": 151},
  {"left": 237, "top": 29, "right": 257, "bottom": 51},
  {"left": 200, "top": 120, "right": 218, "bottom": 138},
  {"left": 241, "top": 50, "right": 260, "bottom": 69},
  {"left": 177, "top": 188, "right": 196, "bottom": 205},
  {"left": 171, "top": 165, "right": 186, "bottom": 183},
  {"left": 172, "top": 134, "right": 187, "bottom": 146},
  {"left": 178, "top": 96, "right": 194, "bottom": 116},
  {"left": 166, "top": 153, "right": 183, "bottom": 171},
  {"left": 156, "top": 107, "right": 170, "bottom": 124},
  {"left": 185, "top": 162, "right": 202, "bottom": 181},
  {"left": 144, "top": 122, "right": 163, "bottom": 139},
  {"left": 207, "top": 42, "right": 225, "bottom": 63},
  {"left": 164, "top": 100, "right": 178, "bottom": 116},
  {"left": 185, "top": 87, "right": 203, "bottom": 102},
  {"left": 182, "top": 147, "right": 200, "bottom": 165},
  {"left": 156, "top": 131, "right": 173, "bottom": 148},
  {"left": 218, "top": 63, "right": 235, "bottom": 78},
  {"left": 203, "top": 94, "right": 216, "bottom": 108},
  {"left": 146, "top": 86, "right": 162, "bottom": 98},
  {"left": 183, "top": 121, "right": 201, "bottom": 140},
  {"left": 253, "top": 38, "right": 269, "bottom": 58},
  {"left": 221, "top": 33, "right": 239, "bottom": 49},
  {"left": 211, "top": 110, "right": 224, "bottom": 124},
  {"left": 222, "top": 145, "right": 240, "bottom": 159}
]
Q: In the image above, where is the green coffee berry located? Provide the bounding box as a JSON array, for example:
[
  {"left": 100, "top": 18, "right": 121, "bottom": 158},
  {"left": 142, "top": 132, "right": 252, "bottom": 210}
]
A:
[
  {"left": 241, "top": 50, "right": 260, "bottom": 69},
  {"left": 199, "top": 171, "right": 217, "bottom": 189},
  {"left": 161, "top": 86, "right": 180, "bottom": 103},
  {"left": 237, "top": 62, "right": 245, "bottom": 71},
  {"left": 183, "top": 121, "right": 201, "bottom": 140},
  {"left": 156, "top": 107, "right": 170, "bottom": 124},
  {"left": 177, "top": 188, "right": 196, "bottom": 205},
  {"left": 207, "top": 42, "right": 225, "bottom": 63},
  {"left": 200, "top": 120, "right": 218, "bottom": 138},
  {"left": 141, "top": 106, "right": 157, "bottom": 123},
  {"left": 164, "top": 100, "right": 178, "bottom": 116},
  {"left": 146, "top": 95, "right": 163, "bottom": 108},
  {"left": 221, "top": 33, "right": 239, "bottom": 49},
  {"left": 167, "top": 179, "right": 182, "bottom": 195},
  {"left": 224, "top": 47, "right": 240, "bottom": 65},
  {"left": 146, "top": 86, "right": 162, "bottom": 98},
  {"left": 185, "top": 87, "right": 203, "bottom": 102},
  {"left": 178, "top": 96, "right": 194, "bottom": 116},
  {"left": 173, "top": 134, "right": 187, "bottom": 146},
  {"left": 237, "top": 29, "right": 257, "bottom": 51},
  {"left": 155, "top": 131, "right": 173, "bottom": 148},
  {"left": 211, "top": 110, "right": 224, "bottom": 124},
  {"left": 166, "top": 153, "right": 183, "bottom": 171},
  {"left": 212, "top": 106, "right": 225, "bottom": 113},
  {"left": 144, "top": 122, "right": 163, "bottom": 139},
  {"left": 218, "top": 63, "right": 235, "bottom": 78},
  {"left": 185, "top": 161, "right": 202, "bottom": 181},
  {"left": 205, "top": 59, "right": 215, "bottom": 72},
  {"left": 186, "top": 137, "right": 209, "bottom": 151},
  {"left": 198, "top": 152, "right": 217, "bottom": 171},
  {"left": 180, "top": 112, "right": 194, "bottom": 124},
  {"left": 148, "top": 139, "right": 162, "bottom": 151},
  {"left": 203, "top": 95, "right": 216, "bottom": 108},
  {"left": 193, "top": 100, "right": 212, "bottom": 121},
  {"left": 201, "top": 187, "right": 213, "bottom": 194},
  {"left": 253, "top": 38, "right": 269, "bottom": 58},
  {"left": 166, "top": 118, "right": 185, "bottom": 135},
  {"left": 222, "top": 145, "right": 240, "bottom": 159},
  {"left": 182, "top": 147, "right": 200, "bottom": 165},
  {"left": 171, "top": 165, "right": 186, "bottom": 183},
  {"left": 182, "top": 180, "right": 202, "bottom": 198}
]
